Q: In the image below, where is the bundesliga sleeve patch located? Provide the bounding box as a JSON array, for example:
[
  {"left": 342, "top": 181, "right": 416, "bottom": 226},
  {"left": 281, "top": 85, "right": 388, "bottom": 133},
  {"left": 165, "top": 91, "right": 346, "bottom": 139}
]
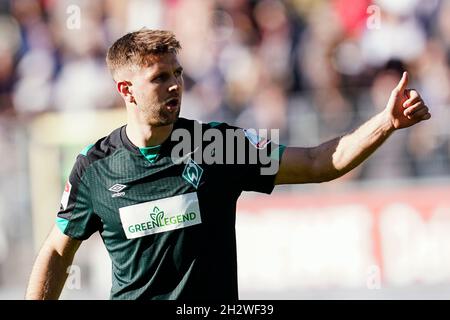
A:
[
  {"left": 60, "top": 181, "right": 72, "bottom": 210},
  {"left": 243, "top": 129, "right": 271, "bottom": 149}
]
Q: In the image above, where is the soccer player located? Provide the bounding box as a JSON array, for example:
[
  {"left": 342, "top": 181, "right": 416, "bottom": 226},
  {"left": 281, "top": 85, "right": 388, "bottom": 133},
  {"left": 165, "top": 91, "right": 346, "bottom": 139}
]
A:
[{"left": 25, "top": 29, "right": 430, "bottom": 300}]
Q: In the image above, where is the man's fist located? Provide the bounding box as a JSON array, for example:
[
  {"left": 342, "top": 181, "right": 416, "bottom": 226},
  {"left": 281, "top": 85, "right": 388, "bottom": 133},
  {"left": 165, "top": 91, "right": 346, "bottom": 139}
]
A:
[{"left": 385, "top": 71, "right": 431, "bottom": 130}]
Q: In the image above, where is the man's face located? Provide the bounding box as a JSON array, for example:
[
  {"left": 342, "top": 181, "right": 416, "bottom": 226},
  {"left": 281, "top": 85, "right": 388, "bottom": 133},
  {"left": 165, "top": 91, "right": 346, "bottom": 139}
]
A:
[{"left": 127, "top": 53, "right": 184, "bottom": 126}]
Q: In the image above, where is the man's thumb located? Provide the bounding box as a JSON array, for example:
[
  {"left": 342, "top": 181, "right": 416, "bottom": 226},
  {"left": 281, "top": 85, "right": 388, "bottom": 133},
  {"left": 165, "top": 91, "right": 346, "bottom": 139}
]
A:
[{"left": 395, "top": 71, "right": 408, "bottom": 92}]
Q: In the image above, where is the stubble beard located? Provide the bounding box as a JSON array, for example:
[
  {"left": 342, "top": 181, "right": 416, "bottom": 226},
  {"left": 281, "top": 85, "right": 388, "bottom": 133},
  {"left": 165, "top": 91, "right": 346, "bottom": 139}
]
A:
[{"left": 142, "top": 102, "right": 181, "bottom": 127}]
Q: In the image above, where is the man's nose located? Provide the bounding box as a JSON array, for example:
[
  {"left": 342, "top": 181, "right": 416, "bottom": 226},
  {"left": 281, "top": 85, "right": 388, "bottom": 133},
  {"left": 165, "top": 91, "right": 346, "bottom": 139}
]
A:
[
  {"left": 168, "top": 77, "right": 182, "bottom": 93},
  {"left": 168, "top": 83, "right": 179, "bottom": 93}
]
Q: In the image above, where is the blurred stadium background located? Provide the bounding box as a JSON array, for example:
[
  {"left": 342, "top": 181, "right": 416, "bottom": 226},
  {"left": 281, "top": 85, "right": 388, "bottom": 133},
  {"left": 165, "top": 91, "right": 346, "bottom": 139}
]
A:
[{"left": 1, "top": 0, "right": 450, "bottom": 299}]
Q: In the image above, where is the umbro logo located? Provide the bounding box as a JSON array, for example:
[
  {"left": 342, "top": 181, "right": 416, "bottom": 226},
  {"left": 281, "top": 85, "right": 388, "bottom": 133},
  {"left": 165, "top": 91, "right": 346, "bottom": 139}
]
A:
[
  {"left": 109, "top": 184, "right": 127, "bottom": 192},
  {"left": 109, "top": 184, "right": 127, "bottom": 197}
]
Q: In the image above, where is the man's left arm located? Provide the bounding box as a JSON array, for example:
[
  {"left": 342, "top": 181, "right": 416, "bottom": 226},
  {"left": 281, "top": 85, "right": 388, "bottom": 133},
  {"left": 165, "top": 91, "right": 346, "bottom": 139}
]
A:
[{"left": 275, "top": 72, "right": 431, "bottom": 185}]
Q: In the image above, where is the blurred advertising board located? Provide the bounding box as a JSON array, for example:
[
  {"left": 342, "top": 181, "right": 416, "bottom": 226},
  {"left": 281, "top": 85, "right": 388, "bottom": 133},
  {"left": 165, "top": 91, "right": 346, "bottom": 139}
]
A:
[{"left": 236, "top": 185, "right": 450, "bottom": 291}]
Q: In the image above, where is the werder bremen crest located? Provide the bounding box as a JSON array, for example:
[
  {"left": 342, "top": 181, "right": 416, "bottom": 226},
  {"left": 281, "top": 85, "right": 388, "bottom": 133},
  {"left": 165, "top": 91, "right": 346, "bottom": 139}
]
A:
[{"left": 182, "top": 158, "right": 203, "bottom": 189}]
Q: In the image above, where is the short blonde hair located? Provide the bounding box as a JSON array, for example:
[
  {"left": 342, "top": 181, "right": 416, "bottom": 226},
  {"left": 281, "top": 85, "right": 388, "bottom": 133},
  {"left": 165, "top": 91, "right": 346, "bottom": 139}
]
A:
[{"left": 106, "top": 28, "right": 181, "bottom": 78}]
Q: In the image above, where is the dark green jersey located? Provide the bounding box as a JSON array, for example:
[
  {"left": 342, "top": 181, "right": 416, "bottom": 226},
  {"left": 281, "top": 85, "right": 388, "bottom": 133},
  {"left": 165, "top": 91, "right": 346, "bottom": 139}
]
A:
[{"left": 56, "top": 118, "right": 285, "bottom": 300}]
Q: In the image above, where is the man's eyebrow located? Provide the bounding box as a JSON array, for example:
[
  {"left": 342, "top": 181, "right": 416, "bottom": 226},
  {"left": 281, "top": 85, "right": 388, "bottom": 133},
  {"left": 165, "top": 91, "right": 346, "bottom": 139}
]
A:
[
  {"left": 147, "top": 69, "right": 165, "bottom": 79},
  {"left": 147, "top": 66, "right": 183, "bottom": 79}
]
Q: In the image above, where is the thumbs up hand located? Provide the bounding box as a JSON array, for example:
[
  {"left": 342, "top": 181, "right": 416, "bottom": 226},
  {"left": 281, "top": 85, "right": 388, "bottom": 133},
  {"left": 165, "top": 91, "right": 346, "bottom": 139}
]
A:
[{"left": 385, "top": 71, "right": 431, "bottom": 130}]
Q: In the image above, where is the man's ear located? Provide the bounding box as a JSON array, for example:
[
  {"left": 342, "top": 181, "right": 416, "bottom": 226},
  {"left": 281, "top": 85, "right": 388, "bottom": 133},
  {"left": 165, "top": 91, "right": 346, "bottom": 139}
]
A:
[{"left": 117, "top": 81, "right": 136, "bottom": 104}]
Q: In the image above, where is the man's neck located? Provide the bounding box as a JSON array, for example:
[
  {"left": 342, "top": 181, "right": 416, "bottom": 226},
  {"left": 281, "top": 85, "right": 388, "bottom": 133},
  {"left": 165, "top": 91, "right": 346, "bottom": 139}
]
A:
[{"left": 125, "top": 121, "right": 174, "bottom": 148}]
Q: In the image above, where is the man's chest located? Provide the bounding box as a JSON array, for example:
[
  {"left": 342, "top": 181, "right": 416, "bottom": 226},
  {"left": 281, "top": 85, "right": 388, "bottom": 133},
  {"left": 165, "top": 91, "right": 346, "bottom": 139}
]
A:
[{"left": 86, "top": 158, "right": 232, "bottom": 240}]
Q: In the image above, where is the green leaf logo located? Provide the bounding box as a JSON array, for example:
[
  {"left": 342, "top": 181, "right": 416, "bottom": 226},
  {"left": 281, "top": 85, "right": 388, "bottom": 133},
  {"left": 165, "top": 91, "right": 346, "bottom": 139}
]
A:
[{"left": 150, "top": 206, "right": 164, "bottom": 227}]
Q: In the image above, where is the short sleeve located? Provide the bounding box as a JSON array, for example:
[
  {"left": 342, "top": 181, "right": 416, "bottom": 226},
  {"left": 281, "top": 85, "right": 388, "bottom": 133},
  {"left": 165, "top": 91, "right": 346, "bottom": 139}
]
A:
[
  {"left": 56, "top": 155, "right": 101, "bottom": 240},
  {"left": 210, "top": 123, "right": 286, "bottom": 194}
]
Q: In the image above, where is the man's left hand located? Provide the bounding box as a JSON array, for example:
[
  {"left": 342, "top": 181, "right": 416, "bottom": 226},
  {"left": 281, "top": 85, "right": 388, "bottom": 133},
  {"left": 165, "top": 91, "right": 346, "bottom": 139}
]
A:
[{"left": 385, "top": 71, "right": 431, "bottom": 130}]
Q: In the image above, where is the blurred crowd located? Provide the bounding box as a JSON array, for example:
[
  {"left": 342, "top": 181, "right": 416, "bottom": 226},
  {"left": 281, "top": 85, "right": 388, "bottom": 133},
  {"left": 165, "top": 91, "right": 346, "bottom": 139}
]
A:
[
  {"left": 0, "top": 0, "right": 450, "bottom": 292},
  {"left": 0, "top": 0, "right": 450, "bottom": 179},
  {"left": 1, "top": 0, "right": 450, "bottom": 181}
]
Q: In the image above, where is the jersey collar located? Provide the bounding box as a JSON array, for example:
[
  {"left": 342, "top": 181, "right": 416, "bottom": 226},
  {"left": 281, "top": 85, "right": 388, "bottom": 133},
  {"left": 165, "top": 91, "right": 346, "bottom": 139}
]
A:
[{"left": 120, "top": 119, "right": 184, "bottom": 158}]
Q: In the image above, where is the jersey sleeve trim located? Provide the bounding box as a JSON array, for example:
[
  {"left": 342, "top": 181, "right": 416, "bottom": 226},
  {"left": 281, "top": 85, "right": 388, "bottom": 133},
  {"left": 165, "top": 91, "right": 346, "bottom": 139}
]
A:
[
  {"left": 80, "top": 144, "right": 95, "bottom": 156},
  {"left": 56, "top": 217, "right": 69, "bottom": 233},
  {"left": 270, "top": 144, "right": 286, "bottom": 161}
]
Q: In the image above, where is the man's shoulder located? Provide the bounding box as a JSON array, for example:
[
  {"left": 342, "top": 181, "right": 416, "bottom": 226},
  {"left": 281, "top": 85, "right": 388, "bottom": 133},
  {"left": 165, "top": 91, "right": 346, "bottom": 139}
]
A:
[
  {"left": 177, "top": 117, "right": 236, "bottom": 131},
  {"left": 74, "top": 125, "right": 125, "bottom": 170}
]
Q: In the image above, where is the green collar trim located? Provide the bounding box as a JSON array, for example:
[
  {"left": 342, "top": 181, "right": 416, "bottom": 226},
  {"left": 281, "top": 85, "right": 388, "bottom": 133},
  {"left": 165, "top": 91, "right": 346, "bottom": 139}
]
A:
[{"left": 139, "top": 145, "right": 161, "bottom": 163}]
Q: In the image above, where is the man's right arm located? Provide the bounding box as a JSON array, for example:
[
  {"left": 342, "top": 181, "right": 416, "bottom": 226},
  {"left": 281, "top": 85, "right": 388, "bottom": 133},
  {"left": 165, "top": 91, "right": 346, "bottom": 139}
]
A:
[
  {"left": 25, "top": 225, "right": 82, "bottom": 300},
  {"left": 274, "top": 72, "right": 430, "bottom": 185}
]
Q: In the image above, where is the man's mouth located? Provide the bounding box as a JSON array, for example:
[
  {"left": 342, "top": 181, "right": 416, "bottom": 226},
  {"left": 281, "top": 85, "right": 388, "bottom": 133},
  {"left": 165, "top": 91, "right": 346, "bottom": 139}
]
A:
[{"left": 165, "top": 97, "right": 179, "bottom": 111}]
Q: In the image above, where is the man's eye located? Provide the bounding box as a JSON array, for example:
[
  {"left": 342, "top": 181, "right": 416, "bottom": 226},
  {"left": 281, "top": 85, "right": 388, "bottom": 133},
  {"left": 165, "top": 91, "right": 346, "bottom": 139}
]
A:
[
  {"left": 153, "top": 75, "right": 166, "bottom": 82},
  {"left": 175, "top": 70, "right": 183, "bottom": 77}
]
